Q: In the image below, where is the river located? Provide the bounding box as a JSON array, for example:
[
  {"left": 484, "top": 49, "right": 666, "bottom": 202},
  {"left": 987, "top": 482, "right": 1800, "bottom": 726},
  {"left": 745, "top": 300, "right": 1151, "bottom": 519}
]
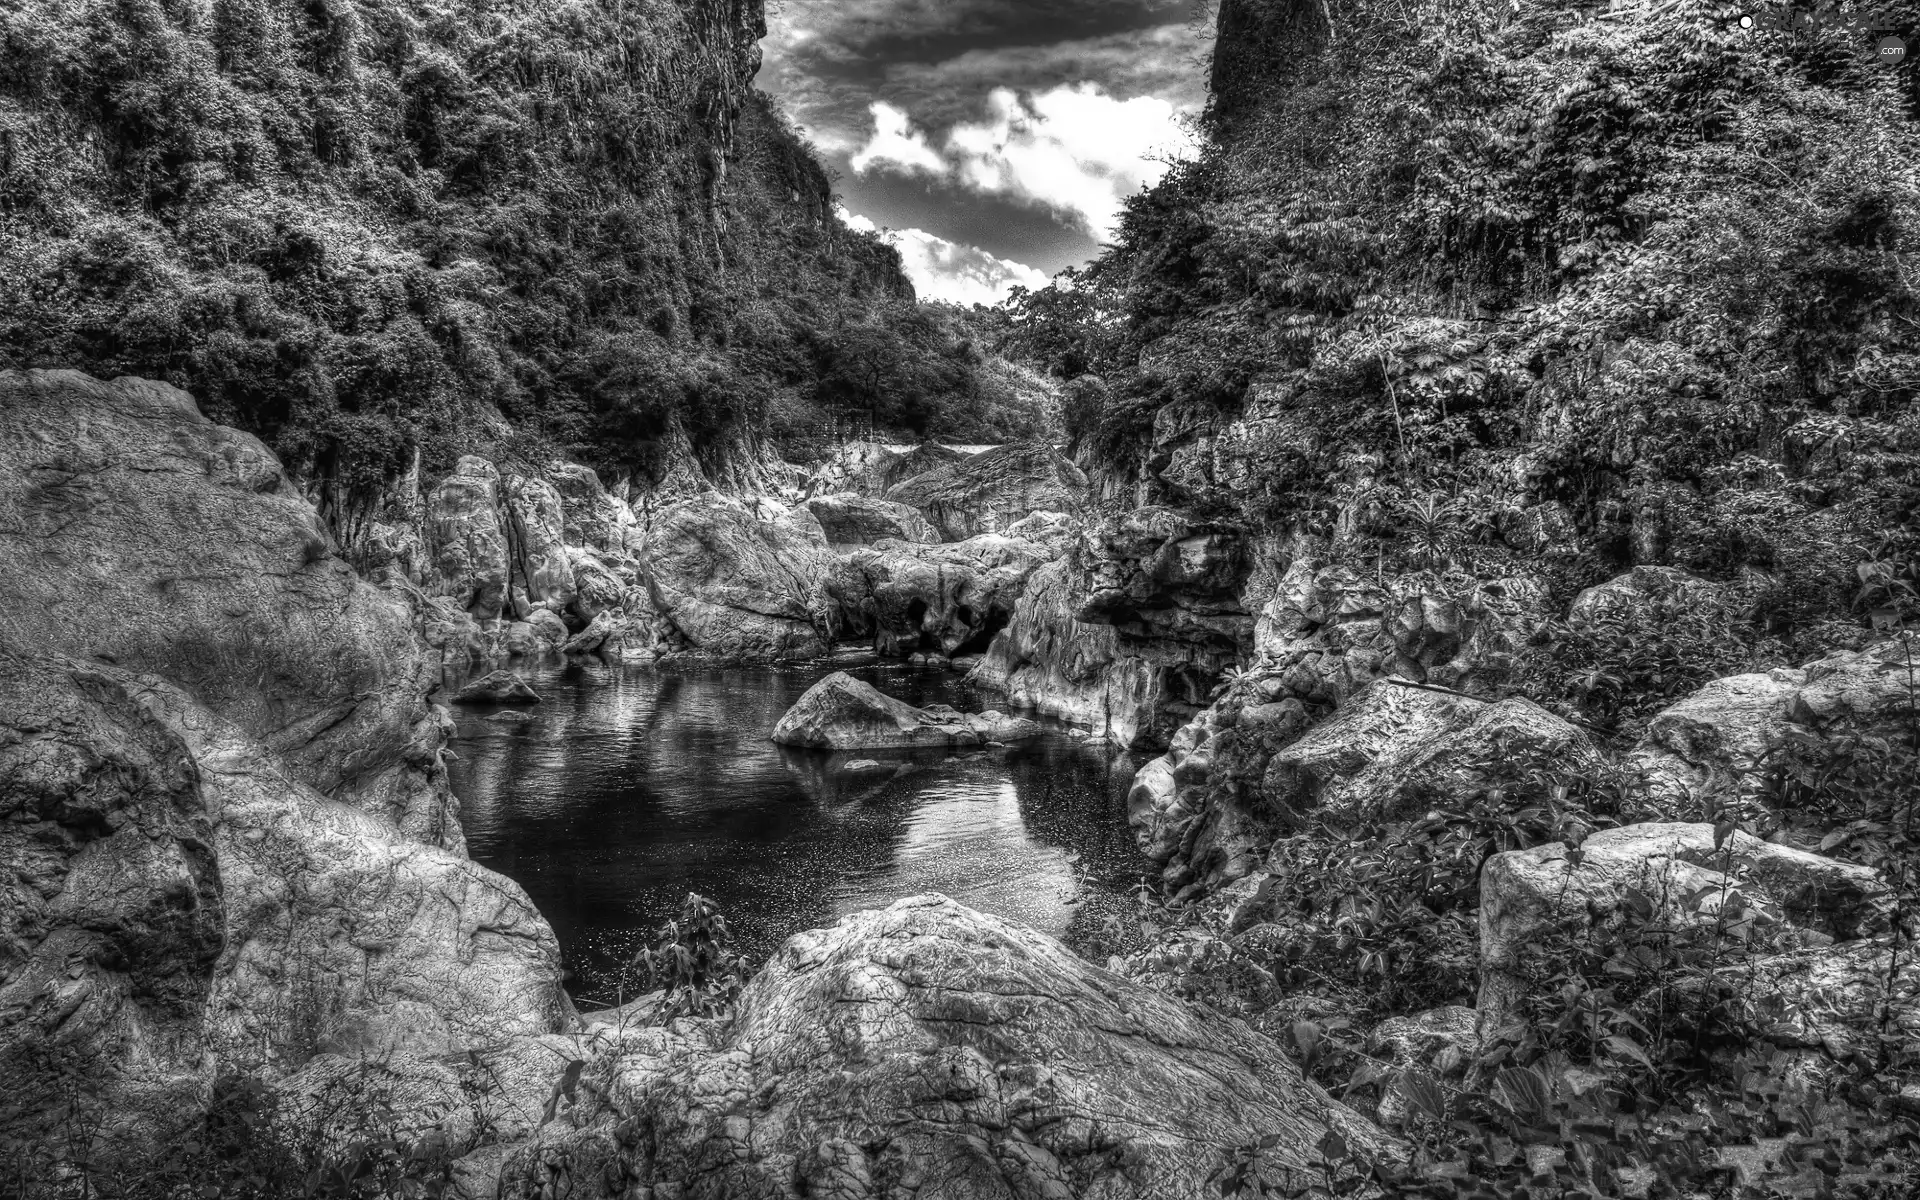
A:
[{"left": 445, "top": 652, "right": 1150, "bottom": 1006}]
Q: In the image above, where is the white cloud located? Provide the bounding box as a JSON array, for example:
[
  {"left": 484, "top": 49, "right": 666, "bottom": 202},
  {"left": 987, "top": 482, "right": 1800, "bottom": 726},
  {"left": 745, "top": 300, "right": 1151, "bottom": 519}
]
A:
[
  {"left": 844, "top": 82, "right": 1197, "bottom": 240},
  {"left": 838, "top": 207, "right": 1048, "bottom": 306},
  {"left": 848, "top": 102, "right": 946, "bottom": 177}
]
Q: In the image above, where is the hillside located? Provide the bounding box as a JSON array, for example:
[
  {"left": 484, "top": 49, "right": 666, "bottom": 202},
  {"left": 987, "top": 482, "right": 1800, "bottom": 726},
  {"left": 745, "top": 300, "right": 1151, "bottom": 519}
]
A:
[{"left": 0, "top": 0, "right": 1049, "bottom": 497}]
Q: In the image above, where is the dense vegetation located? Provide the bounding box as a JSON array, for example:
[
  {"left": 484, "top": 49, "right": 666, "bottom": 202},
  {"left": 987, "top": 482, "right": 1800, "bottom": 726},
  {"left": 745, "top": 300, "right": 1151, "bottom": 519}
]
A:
[
  {"left": 989, "top": 1, "right": 1920, "bottom": 1194},
  {"left": 998, "top": 0, "right": 1920, "bottom": 652},
  {"left": 0, "top": 0, "right": 1049, "bottom": 495}
]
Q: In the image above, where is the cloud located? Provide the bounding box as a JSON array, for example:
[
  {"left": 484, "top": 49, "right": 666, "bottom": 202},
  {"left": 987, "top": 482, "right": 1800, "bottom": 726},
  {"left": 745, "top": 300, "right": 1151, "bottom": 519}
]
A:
[
  {"left": 839, "top": 207, "right": 1049, "bottom": 306},
  {"left": 848, "top": 102, "right": 946, "bottom": 177},
  {"left": 845, "top": 82, "right": 1196, "bottom": 240}
]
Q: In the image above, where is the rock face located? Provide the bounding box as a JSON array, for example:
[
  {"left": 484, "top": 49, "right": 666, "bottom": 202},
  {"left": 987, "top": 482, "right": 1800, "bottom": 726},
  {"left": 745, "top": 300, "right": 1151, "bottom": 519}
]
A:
[
  {"left": 548, "top": 462, "right": 639, "bottom": 556},
  {"left": 807, "top": 441, "right": 969, "bottom": 498},
  {"left": 771, "top": 672, "right": 1040, "bottom": 750},
  {"left": 496, "top": 895, "right": 1396, "bottom": 1199},
  {"left": 829, "top": 535, "right": 1051, "bottom": 658},
  {"left": 640, "top": 494, "right": 833, "bottom": 660},
  {"left": 505, "top": 475, "right": 576, "bottom": 612},
  {"left": 426, "top": 455, "right": 512, "bottom": 622},
  {"left": 886, "top": 442, "right": 1088, "bottom": 541},
  {"left": 805, "top": 492, "right": 938, "bottom": 545},
  {"left": 0, "top": 370, "right": 458, "bottom": 842},
  {"left": 0, "top": 662, "right": 567, "bottom": 1156},
  {"left": 453, "top": 671, "right": 541, "bottom": 706},
  {"left": 1628, "top": 638, "right": 1919, "bottom": 819},
  {"left": 1477, "top": 822, "right": 1890, "bottom": 1027},
  {"left": 970, "top": 559, "right": 1162, "bottom": 746}
]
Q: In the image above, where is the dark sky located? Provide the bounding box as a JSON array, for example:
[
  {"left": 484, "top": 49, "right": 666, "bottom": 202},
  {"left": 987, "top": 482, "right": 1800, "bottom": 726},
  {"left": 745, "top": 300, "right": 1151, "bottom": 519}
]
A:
[{"left": 760, "top": 0, "right": 1214, "bottom": 304}]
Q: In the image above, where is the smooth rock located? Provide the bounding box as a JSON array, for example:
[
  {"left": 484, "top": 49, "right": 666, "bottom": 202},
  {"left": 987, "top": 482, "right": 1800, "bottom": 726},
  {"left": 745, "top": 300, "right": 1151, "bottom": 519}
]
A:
[{"left": 770, "top": 671, "right": 1040, "bottom": 750}]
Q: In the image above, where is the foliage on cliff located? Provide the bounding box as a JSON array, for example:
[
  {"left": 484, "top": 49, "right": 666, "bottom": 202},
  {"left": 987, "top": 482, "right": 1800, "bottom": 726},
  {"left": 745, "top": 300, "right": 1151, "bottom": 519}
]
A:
[
  {"left": 999, "top": 0, "right": 1920, "bottom": 643},
  {"left": 0, "top": 0, "right": 1042, "bottom": 491}
]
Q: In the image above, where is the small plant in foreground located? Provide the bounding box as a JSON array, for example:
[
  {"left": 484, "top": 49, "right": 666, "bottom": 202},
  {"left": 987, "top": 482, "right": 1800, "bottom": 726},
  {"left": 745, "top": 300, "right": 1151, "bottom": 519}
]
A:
[{"left": 632, "top": 892, "right": 755, "bottom": 1018}]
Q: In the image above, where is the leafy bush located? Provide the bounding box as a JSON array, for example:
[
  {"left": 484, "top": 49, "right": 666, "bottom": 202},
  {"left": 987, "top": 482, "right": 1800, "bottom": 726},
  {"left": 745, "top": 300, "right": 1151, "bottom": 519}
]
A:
[{"left": 632, "top": 891, "right": 754, "bottom": 1019}]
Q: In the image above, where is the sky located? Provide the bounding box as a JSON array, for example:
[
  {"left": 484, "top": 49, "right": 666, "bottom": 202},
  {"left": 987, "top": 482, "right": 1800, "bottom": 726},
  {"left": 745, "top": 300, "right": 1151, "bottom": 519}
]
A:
[{"left": 759, "top": 0, "right": 1215, "bottom": 306}]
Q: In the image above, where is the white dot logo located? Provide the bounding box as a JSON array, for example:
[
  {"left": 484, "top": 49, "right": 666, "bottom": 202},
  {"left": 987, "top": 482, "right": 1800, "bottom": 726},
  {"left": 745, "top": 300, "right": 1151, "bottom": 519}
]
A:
[{"left": 1880, "top": 35, "right": 1908, "bottom": 65}]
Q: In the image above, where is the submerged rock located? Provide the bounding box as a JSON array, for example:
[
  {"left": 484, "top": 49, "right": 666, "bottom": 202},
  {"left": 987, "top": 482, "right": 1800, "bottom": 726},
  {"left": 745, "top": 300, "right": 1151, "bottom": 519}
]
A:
[
  {"left": 770, "top": 671, "right": 1040, "bottom": 749},
  {"left": 495, "top": 895, "right": 1397, "bottom": 1199},
  {"left": 453, "top": 671, "right": 540, "bottom": 706}
]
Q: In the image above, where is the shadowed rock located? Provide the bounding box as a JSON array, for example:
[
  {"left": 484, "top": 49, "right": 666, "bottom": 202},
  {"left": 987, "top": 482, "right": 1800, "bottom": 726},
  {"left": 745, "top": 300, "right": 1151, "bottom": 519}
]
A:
[
  {"left": 805, "top": 492, "right": 938, "bottom": 544},
  {"left": 829, "top": 534, "right": 1050, "bottom": 658},
  {"left": 771, "top": 671, "right": 1040, "bottom": 749},
  {"left": 886, "top": 442, "right": 1088, "bottom": 541}
]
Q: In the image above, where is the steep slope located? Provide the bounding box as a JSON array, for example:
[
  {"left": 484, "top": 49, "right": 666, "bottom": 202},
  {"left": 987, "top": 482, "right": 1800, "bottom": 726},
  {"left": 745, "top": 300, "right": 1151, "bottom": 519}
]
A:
[{"left": 0, "top": 0, "right": 917, "bottom": 491}]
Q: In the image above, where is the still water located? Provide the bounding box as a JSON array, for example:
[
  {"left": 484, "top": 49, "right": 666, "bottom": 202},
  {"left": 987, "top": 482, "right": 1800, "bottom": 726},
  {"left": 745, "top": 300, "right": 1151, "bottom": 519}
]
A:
[{"left": 445, "top": 653, "right": 1149, "bottom": 1005}]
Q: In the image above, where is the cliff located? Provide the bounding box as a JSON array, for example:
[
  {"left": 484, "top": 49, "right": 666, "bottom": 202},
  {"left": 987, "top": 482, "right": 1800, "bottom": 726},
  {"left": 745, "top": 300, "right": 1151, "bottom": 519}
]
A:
[{"left": 0, "top": 0, "right": 914, "bottom": 490}]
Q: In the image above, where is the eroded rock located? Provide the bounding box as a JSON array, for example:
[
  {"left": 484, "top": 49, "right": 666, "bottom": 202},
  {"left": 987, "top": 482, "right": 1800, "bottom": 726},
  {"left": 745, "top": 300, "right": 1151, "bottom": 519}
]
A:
[
  {"left": 805, "top": 492, "right": 937, "bottom": 545},
  {"left": 640, "top": 494, "right": 832, "bottom": 660},
  {"left": 426, "top": 456, "right": 511, "bottom": 622},
  {"left": 970, "top": 559, "right": 1161, "bottom": 746},
  {"left": 886, "top": 442, "right": 1088, "bottom": 541},
  {"left": 829, "top": 535, "right": 1050, "bottom": 658}
]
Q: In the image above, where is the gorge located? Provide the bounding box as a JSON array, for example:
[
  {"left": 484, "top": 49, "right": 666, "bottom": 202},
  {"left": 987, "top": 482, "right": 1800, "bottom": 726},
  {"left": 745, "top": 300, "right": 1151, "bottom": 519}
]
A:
[{"left": 6, "top": 0, "right": 1920, "bottom": 1197}]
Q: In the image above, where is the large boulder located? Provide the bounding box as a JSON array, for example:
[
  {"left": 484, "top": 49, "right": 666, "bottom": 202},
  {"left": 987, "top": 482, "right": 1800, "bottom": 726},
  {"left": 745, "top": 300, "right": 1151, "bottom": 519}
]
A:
[
  {"left": 886, "top": 442, "right": 1088, "bottom": 541},
  {"left": 970, "top": 559, "right": 1162, "bottom": 746},
  {"left": 771, "top": 671, "right": 1040, "bottom": 750},
  {"left": 0, "top": 655, "right": 566, "bottom": 1155},
  {"left": 1477, "top": 822, "right": 1890, "bottom": 1028},
  {"left": 505, "top": 474, "right": 576, "bottom": 611},
  {"left": 1130, "top": 676, "right": 1599, "bottom": 891},
  {"left": 1630, "top": 639, "right": 1919, "bottom": 818},
  {"left": 1261, "top": 679, "right": 1602, "bottom": 824},
  {"left": 425, "top": 455, "right": 512, "bottom": 621},
  {"left": 805, "top": 492, "right": 938, "bottom": 545},
  {"left": 496, "top": 895, "right": 1396, "bottom": 1199},
  {"left": 640, "top": 494, "right": 833, "bottom": 661},
  {"left": 0, "top": 370, "right": 458, "bottom": 842},
  {"left": 829, "top": 535, "right": 1051, "bottom": 658}
]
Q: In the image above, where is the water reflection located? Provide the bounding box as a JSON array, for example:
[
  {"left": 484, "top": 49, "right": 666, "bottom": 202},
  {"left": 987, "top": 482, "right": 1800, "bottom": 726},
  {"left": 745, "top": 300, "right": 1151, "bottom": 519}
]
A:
[{"left": 446, "top": 656, "right": 1148, "bottom": 1004}]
